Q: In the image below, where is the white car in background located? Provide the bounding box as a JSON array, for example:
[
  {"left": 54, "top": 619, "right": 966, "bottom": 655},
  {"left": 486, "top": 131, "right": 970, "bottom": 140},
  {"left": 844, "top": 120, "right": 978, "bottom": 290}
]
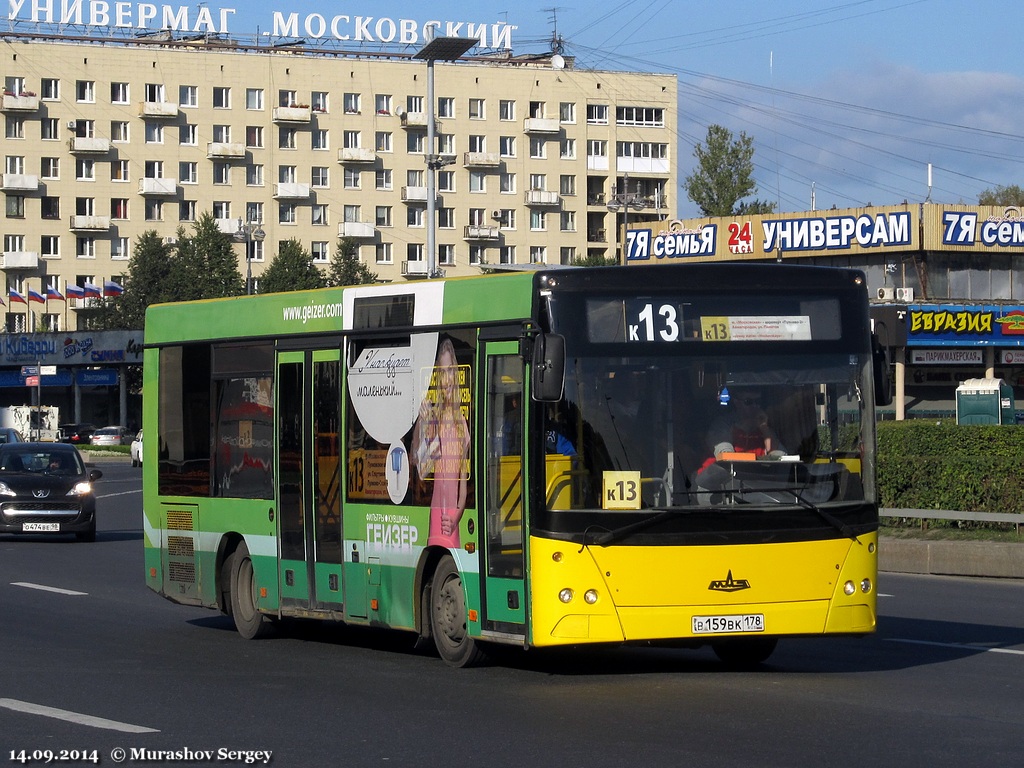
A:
[{"left": 130, "top": 430, "right": 143, "bottom": 468}]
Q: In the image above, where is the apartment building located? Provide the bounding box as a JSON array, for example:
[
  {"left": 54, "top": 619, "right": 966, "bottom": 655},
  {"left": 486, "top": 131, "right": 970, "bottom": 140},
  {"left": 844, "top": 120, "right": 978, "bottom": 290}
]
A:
[{"left": 0, "top": 32, "right": 677, "bottom": 331}]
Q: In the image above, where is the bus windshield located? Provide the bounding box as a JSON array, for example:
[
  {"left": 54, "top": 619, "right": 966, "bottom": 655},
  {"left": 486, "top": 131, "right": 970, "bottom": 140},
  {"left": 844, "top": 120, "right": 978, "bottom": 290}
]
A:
[{"left": 538, "top": 312, "right": 876, "bottom": 544}]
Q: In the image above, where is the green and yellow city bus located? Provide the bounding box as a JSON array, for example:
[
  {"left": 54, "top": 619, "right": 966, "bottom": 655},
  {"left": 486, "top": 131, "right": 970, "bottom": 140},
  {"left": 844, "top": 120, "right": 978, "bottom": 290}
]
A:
[{"left": 143, "top": 263, "right": 889, "bottom": 666}]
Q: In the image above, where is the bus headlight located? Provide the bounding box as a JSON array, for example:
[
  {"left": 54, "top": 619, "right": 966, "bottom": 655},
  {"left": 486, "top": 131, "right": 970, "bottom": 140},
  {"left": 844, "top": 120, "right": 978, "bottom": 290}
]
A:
[
  {"left": 584, "top": 589, "right": 599, "bottom": 604},
  {"left": 558, "top": 588, "right": 574, "bottom": 604},
  {"left": 860, "top": 578, "right": 872, "bottom": 594},
  {"left": 843, "top": 580, "right": 856, "bottom": 596}
]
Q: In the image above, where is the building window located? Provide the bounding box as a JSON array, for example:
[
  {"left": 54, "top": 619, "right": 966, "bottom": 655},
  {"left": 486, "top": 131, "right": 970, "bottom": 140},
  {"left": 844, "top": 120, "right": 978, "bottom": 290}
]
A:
[
  {"left": 111, "top": 121, "right": 130, "bottom": 143},
  {"left": 180, "top": 161, "right": 198, "bottom": 184},
  {"left": 312, "top": 129, "right": 329, "bottom": 150},
  {"left": 499, "top": 99, "right": 515, "bottom": 121},
  {"left": 41, "top": 196, "right": 60, "bottom": 219},
  {"left": 213, "top": 86, "right": 231, "bottom": 109},
  {"left": 111, "top": 198, "right": 129, "bottom": 220},
  {"left": 530, "top": 210, "right": 547, "bottom": 231},
  {"left": 375, "top": 242, "right": 392, "bottom": 263},
  {"left": 438, "top": 244, "right": 455, "bottom": 266},
  {"left": 247, "top": 164, "right": 264, "bottom": 186},
  {"left": 279, "top": 126, "right": 297, "bottom": 149},
  {"left": 560, "top": 174, "right": 577, "bottom": 196},
  {"left": 212, "top": 201, "right": 231, "bottom": 220},
  {"left": 6, "top": 196, "right": 24, "bottom": 218},
  {"left": 407, "top": 207, "right": 424, "bottom": 228},
  {"left": 41, "top": 78, "right": 59, "bottom": 100},
  {"left": 112, "top": 159, "right": 129, "bottom": 182},
  {"left": 312, "top": 241, "right": 330, "bottom": 262},
  {"left": 41, "top": 157, "right": 59, "bottom": 179},
  {"left": 145, "top": 199, "right": 163, "bottom": 221},
  {"left": 559, "top": 102, "right": 576, "bottom": 123},
  {"left": 110, "top": 82, "right": 129, "bottom": 104},
  {"left": 312, "top": 91, "right": 329, "bottom": 113},
  {"left": 279, "top": 202, "right": 296, "bottom": 224},
  {"left": 469, "top": 171, "right": 486, "bottom": 193},
  {"left": 343, "top": 92, "right": 360, "bottom": 114},
  {"left": 530, "top": 173, "right": 547, "bottom": 191},
  {"left": 469, "top": 245, "right": 485, "bottom": 265},
  {"left": 560, "top": 138, "right": 576, "bottom": 159},
  {"left": 530, "top": 137, "right": 546, "bottom": 159},
  {"left": 375, "top": 206, "right": 392, "bottom": 227},
  {"left": 75, "top": 197, "right": 95, "bottom": 216},
  {"left": 145, "top": 122, "right": 164, "bottom": 144},
  {"left": 212, "top": 163, "right": 230, "bottom": 185},
  {"left": 76, "top": 80, "right": 95, "bottom": 103},
  {"left": 469, "top": 98, "right": 485, "bottom": 119},
  {"left": 530, "top": 246, "right": 546, "bottom": 264},
  {"left": 179, "top": 200, "right": 197, "bottom": 221},
  {"left": 246, "top": 88, "right": 264, "bottom": 110},
  {"left": 75, "top": 158, "right": 95, "bottom": 180},
  {"left": 179, "top": 85, "right": 198, "bottom": 107},
  {"left": 560, "top": 210, "right": 576, "bottom": 232},
  {"left": 180, "top": 124, "right": 197, "bottom": 146},
  {"left": 375, "top": 169, "right": 392, "bottom": 190},
  {"left": 375, "top": 94, "right": 392, "bottom": 114},
  {"left": 559, "top": 247, "right": 577, "bottom": 265},
  {"left": 500, "top": 172, "right": 516, "bottom": 194},
  {"left": 376, "top": 131, "right": 392, "bottom": 152},
  {"left": 437, "top": 171, "right": 455, "bottom": 193},
  {"left": 407, "top": 95, "right": 424, "bottom": 114},
  {"left": 499, "top": 136, "right": 516, "bottom": 157},
  {"left": 212, "top": 124, "right": 231, "bottom": 143},
  {"left": 5, "top": 117, "right": 24, "bottom": 139},
  {"left": 500, "top": 245, "right": 516, "bottom": 264},
  {"left": 76, "top": 237, "right": 96, "bottom": 258},
  {"left": 468, "top": 135, "right": 486, "bottom": 153},
  {"left": 587, "top": 139, "right": 608, "bottom": 158},
  {"left": 344, "top": 168, "right": 361, "bottom": 189},
  {"left": 407, "top": 132, "right": 425, "bottom": 154},
  {"left": 437, "top": 208, "right": 454, "bottom": 229},
  {"left": 312, "top": 204, "right": 328, "bottom": 226},
  {"left": 498, "top": 209, "right": 515, "bottom": 229},
  {"left": 41, "top": 118, "right": 59, "bottom": 140},
  {"left": 616, "top": 106, "right": 665, "bottom": 127},
  {"left": 587, "top": 104, "right": 609, "bottom": 125},
  {"left": 41, "top": 235, "right": 60, "bottom": 258},
  {"left": 311, "top": 167, "right": 329, "bottom": 187},
  {"left": 437, "top": 97, "right": 454, "bottom": 118},
  {"left": 246, "top": 126, "right": 264, "bottom": 148}
]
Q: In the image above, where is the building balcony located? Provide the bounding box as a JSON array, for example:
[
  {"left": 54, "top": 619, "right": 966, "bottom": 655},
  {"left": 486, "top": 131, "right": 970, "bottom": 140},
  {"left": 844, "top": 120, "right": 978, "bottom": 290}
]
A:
[
  {"left": 401, "top": 186, "right": 439, "bottom": 203},
  {"left": 525, "top": 189, "right": 560, "bottom": 206},
  {"left": 1, "top": 93, "right": 40, "bottom": 112},
  {"left": 138, "top": 177, "right": 177, "bottom": 196},
  {"left": 69, "top": 215, "right": 111, "bottom": 231},
  {"left": 463, "top": 224, "right": 500, "bottom": 240},
  {"left": 338, "top": 147, "right": 377, "bottom": 163},
  {"left": 401, "top": 260, "right": 429, "bottom": 277},
  {"left": 68, "top": 137, "right": 111, "bottom": 154},
  {"left": 273, "top": 105, "right": 312, "bottom": 123},
  {"left": 1, "top": 173, "right": 39, "bottom": 192},
  {"left": 463, "top": 152, "right": 501, "bottom": 168},
  {"left": 138, "top": 101, "right": 178, "bottom": 118},
  {"left": 215, "top": 218, "right": 240, "bottom": 235},
  {"left": 339, "top": 221, "right": 377, "bottom": 238},
  {"left": 273, "top": 182, "right": 311, "bottom": 199},
  {"left": 399, "top": 112, "right": 440, "bottom": 132},
  {"left": 71, "top": 297, "right": 103, "bottom": 310},
  {"left": 523, "top": 117, "right": 560, "bottom": 134},
  {"left": 1, "top": 250, "right": 39, "bottom": 270},
  {"left": 206, "top": 142, "right": 246, "bottom": 159}
]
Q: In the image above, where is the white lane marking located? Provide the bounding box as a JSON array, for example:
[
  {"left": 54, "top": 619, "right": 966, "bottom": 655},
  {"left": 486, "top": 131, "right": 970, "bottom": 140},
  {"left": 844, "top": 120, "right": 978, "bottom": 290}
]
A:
[
  {"left": 0, "top": 698, "right": 159, "bottom": 733},
  {"left": 887, "top": 638, "right": 1024, "bottom": 656},
  {"left": 97, "top": 489, "right": 142, "bottom": 499},
  {"left": 11, "top": 582, "right": 87, "bottom": 596},
  {"left": 879, "top": 593, "right": 894, "bottom": 597}
]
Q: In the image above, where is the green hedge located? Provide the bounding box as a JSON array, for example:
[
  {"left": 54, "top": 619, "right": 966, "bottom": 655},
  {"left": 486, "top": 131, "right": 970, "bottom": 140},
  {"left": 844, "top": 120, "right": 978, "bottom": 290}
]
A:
[{"left": 877, "top": 420, "right": 1024, "bottom": 513}]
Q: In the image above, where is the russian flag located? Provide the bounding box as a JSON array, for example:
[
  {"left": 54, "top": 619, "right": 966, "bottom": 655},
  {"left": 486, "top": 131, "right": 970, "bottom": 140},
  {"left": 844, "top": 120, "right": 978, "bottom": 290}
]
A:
[
  {"left": 83, "top": 282, "right": 101, "bottom": 298},
  {"left": 46, "top": 286, "right": 64, "bottom": 301},
  {"left": 9, "top": 289, "right": 26, "bottom": 304},
  {"left": 66, "top": 284, "right": 85, "bottom": 299},
  {"left": 103, "top": 280, "right": 124, "bottom": 297},
  {"left": 28, "top": 288, "right": 45, "bottom": 304}
]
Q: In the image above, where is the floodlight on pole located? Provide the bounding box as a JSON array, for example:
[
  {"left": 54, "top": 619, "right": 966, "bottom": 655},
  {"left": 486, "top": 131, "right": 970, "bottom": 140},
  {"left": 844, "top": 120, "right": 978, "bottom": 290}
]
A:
[
  {"left": 234, "top": 217, "right": 266, "bottom": 294},
  {"left": 414, "top": 35, "right": 475, "bottom": 278}
]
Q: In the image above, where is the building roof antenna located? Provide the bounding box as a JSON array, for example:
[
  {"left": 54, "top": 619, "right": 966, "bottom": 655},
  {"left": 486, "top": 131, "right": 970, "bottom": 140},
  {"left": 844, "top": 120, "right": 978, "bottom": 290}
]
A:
[{"left": 544, "top": 6, "right": 568, "bottom": 55}]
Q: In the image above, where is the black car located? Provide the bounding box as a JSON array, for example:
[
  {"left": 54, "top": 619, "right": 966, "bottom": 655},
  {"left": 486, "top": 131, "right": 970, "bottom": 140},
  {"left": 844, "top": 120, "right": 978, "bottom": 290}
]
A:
[
  {"left": 60, "top": 423, "right": 96, "bottom": 445},
  {"left": 0, "top": 443, "right": 102, "bottom": 542}
]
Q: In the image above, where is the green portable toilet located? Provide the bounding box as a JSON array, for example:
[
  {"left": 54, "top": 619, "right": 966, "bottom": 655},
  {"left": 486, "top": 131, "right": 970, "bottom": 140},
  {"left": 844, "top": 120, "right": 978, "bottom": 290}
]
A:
[{"left": 955, "top": 378, "right": 1016, "bottom": 425}]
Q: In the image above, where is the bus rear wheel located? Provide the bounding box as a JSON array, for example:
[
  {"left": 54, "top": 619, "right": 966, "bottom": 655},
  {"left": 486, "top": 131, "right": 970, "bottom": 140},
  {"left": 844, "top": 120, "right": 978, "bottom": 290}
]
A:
[
  {"left": 228, "top": 542, "right": 273, "bottom": 639},
  {"left": 429, "top": 557, "right": 486, "bottom": 668},
  {"left": 711, "top": 637, "right": 778, "bottom": 668}
]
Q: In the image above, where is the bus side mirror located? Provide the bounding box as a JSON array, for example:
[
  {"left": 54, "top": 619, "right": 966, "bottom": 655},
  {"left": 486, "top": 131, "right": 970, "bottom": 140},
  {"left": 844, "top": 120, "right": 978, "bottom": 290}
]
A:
[
  {"left": 872, "top": 333, "right": 893, "bottom": 406},
  {"left": 532, "top": 332, "right": 565, "bottom": 402}
]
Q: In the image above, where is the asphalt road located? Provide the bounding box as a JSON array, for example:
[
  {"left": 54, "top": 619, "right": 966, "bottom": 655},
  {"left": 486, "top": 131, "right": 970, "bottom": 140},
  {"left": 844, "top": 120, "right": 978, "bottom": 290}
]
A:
[{"left": 1, "top": 461, "right": 1021, "bottom": 768}]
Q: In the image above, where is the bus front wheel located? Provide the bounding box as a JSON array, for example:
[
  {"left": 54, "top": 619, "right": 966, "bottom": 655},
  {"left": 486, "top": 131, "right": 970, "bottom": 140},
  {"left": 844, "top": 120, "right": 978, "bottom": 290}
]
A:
[
  {"left": 429, "top": 557, "right": 486, "bottom": 668},
  {"left": 711, "top": 637, "right": 778, "bottom": 668},
  {"left": 228, "top": 542, "right": 274, "bottom": 639}
]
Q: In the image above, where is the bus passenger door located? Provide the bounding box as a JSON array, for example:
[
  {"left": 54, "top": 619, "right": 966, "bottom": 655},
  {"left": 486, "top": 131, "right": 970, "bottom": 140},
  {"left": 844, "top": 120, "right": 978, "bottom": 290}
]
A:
[
  {"left": 277, "top": 350, "right": 345, "bottom": 613},
  {"left": 481, "top": 343, "right": 527, "bottom": 636}
]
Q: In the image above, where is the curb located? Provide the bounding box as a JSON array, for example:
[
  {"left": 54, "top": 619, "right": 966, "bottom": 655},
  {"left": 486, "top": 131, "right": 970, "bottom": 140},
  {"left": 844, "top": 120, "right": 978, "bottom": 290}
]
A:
[{"left": 880, "top": 537, "right": 1024, "bottom": 579}]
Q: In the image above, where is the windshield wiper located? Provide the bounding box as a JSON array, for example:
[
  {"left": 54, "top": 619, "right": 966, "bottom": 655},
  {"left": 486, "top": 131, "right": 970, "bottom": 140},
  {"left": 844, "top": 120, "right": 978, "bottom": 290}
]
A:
[
  {"left": 590, "top": 508, "right": 691, "bottom": 548},
  {"left": 783, "top": 487, "right": 860, "bottom": 542}
]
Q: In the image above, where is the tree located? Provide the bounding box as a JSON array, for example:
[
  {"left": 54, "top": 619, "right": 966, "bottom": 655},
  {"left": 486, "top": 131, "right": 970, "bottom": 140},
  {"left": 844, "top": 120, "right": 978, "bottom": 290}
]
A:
[
  {"left": 978, "top": 185, "right": 1024, "bottom": 207},
  {"left": 326, "top": 237, "right": 378, "bottom": 286},
  {"left": 174, "top": 212, "right": 245, "bottom": 300},
  {"left": 259, "top": 239, "right": 326, "bottom": 293},
  {"left": 684, "top": 125, "right": 776, "bottom": 217}
]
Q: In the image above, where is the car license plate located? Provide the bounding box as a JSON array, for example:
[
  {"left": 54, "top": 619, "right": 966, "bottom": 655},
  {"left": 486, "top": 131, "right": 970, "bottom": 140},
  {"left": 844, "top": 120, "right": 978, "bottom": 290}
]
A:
[
  {"left": 22, "top": 522, "right": 60, "bottom": 532},
  {"left": 692, "top": 613, "right": 765, "bottom": 634}
]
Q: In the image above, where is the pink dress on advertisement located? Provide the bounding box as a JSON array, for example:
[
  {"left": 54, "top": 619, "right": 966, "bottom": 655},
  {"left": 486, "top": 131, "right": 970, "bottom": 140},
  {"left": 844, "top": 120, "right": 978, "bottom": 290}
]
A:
[{"left": 427, "top": 415, "right": 468, "bottom": 548}]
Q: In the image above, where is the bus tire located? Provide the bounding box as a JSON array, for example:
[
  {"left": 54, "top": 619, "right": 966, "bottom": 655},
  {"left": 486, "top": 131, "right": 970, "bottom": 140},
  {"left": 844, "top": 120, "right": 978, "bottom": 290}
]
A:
[
  {"left": 228, "top": 542, "right": 273, "bottom": 640},
  {"left": 711, "top": 637, "right": 778, "bottom": 668},
  {"left": 429, "top": 556, "right": 486, "bottom": 668}
]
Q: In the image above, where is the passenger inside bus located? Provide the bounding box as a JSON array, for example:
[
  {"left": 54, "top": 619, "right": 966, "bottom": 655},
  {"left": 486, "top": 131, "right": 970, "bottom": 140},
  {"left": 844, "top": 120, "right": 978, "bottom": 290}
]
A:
[{"left": 697, "top": 386, "right": 787, "bottom": 476}]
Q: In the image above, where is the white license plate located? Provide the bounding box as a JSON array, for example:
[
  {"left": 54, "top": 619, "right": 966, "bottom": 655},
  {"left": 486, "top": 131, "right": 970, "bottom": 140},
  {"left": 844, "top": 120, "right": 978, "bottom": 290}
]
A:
[
  {"left": 22, "top": 522, "right": 61, "bottom": 532},
  {"left": 692, "top": 613, "right": 765, "bottom": 634}
]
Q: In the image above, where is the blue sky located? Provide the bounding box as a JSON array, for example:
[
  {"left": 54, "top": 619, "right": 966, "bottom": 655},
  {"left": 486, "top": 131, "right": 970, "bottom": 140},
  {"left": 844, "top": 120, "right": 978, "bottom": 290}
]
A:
[{"left": 130, "top": 1, "right": 1024, "bottom": 215}]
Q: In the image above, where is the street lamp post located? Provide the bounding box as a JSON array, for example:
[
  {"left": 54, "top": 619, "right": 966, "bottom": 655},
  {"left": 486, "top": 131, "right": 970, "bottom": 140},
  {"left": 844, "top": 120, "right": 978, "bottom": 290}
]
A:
[
  {"left": 415, "top": 35, "right": 475, "bottom": 278},
  {"left": 234, "top": 217, "right": 266, "bottom": 294},
  {"left": 606, "top": 174, "right": 646, "bottom": 264}
]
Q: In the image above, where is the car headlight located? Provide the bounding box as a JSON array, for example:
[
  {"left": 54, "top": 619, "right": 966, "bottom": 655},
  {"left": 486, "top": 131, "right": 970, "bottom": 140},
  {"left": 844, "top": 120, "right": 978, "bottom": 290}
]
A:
[
  {"left": 0, "top": 481, "right": 17, "bottom": 497},
  {"left": 67, "top": 481, "right": 92, "bottom": 496}
]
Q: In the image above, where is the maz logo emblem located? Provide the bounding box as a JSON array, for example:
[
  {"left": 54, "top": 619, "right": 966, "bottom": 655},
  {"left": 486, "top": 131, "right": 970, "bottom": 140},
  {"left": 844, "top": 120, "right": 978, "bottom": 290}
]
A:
[
  {"left": 708, "top": 570, "right": 751, "bottom": 592},
  {"left": 32, "top": 489, "right": 50, "bottom": 498}
]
